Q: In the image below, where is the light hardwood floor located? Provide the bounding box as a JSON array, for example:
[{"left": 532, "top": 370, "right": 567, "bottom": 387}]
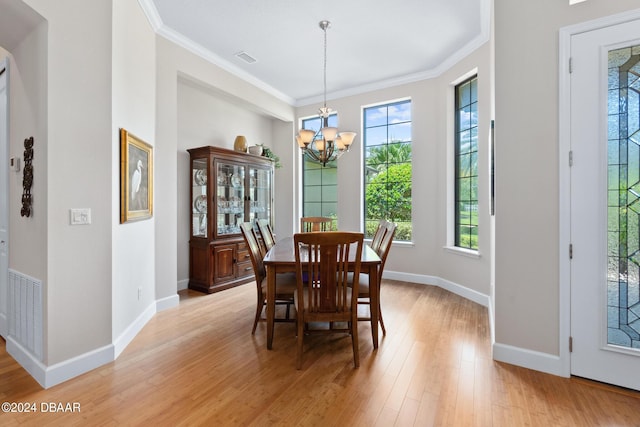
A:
[{"left": 1, "top": 280, "right": 639, "bottom": 426}]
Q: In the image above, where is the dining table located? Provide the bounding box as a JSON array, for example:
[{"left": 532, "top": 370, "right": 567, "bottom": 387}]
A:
[{"left": 263, "top": 236, "right": 383, "bottom": 350}]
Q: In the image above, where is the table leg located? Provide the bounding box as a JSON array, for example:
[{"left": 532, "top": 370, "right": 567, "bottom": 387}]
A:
[
  {"left": 266, "top": 265, "right": 276, "bottom": 350},
  {"left": 369, "top": 264, "right": 379, "bottom": 349}
]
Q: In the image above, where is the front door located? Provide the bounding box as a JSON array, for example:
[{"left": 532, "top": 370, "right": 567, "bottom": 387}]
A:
[{"left": 570, "top": 18, "right": 640, "bottom": 391}]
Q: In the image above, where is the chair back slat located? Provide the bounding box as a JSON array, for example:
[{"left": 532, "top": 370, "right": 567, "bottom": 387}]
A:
[
  {"left": 377, "top": 221, "right": 397, "bottom": 279},
  {"left": 370, "top": 220, "right": 388, "bottom": 252},
  {"left": 300, "top": 216, "right": 333, "bottom": 232},
  {"left": 240, "top": 222, "right": 264, "bottom": 280},
  {"left": 256, "top": 219, "right": 276, "bottom": 255},
  {"left": 294, "top": 232, "right": 363, "bottom": 315}
]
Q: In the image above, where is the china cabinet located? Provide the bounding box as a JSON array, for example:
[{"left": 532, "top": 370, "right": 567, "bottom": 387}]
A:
[{"left": 188, "top": 145, "right": 274, "bottom": 293}]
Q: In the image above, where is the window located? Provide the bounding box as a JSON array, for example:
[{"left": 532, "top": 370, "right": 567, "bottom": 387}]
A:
[
  {"left": 363, "top": 99, "right": 412, "bottom": 241},
  {"left": 454, "top": 76, "right": 478, "bottom": 250},
  {"left": 301, "top": 115, "right": 338, "bottom": 224}
]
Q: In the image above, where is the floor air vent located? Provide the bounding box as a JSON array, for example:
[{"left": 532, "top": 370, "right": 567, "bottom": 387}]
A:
[{"left": 8, "top": 269, "right": 43, "bottom": 360}]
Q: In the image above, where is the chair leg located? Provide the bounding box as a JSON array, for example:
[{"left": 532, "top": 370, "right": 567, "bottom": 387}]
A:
[
  {"left": 379, "top": 303, "right": 386, "bottom": 336},
  {"left": 351, "top": 318, "right": 360, "bottom": 368},
  {"left": 378, "top": 280, "right": 386, "bottom": 335},
  {"left": 252, "top": 299, "right": 263, "bottom": 335},
  {"left": 296, "top": 316, "right": 304, "bottom": 370}
]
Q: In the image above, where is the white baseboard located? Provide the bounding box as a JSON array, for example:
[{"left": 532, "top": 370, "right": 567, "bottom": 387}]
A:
[
  {"left": 7, "top": 336, "right": 114, "bottom": 389},
  {"left": 383, "top": 270, "right": 491, "bottom": 307},
  {"left": 0, "top": 312, "right": 7, "bottom": 339},
  {"left": 493, "top": 342, "right": 567, "bottom": 377},
  {"left": 8, "top": 291, "right": 180, "bottom": 389},
  {"left": 113, "top": 301, "right": 157, "bottom": 359},
  {"left": 383, "top": 270, "right": 564, "bottom": 377},
  {"left": 156, "top": 293, "right": 180, "bottom": 312},
  {"left": 177, "top": 279, "right": 189, "bottom": 291}
]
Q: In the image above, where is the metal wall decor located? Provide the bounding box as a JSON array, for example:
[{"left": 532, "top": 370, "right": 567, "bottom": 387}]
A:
[{"left": 21, "top": 136, "right": 34, "bottom": 217}]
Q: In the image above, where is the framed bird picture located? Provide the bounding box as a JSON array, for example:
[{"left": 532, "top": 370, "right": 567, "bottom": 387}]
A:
[{"left": 120, "top": 128, "right": 153, "bottom": 223}]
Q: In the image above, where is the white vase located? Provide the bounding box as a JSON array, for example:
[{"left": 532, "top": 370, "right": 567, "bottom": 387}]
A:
[{"left": 248, "top": 145, "right": 263, "bottom": 156}]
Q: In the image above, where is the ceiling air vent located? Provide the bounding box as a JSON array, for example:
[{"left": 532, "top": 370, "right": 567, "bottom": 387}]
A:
[{"left": 235, "top": 51, "right": 257, "bottom": 64}]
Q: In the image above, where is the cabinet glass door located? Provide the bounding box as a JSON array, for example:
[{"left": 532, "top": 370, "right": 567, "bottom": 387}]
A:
[
  {"left": 192, "top": 158, "right": 208, "bottom": 238},
  {"left": 249, "top": 166, "right": 272, "bottom": 224},
  {"left": 216, "top": 161, "right": 245, "bottom": 236}
]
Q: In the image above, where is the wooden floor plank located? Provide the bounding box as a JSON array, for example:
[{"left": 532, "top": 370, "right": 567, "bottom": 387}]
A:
[{"left": 0, "top": 279, "right": 638, "bottom": 426}]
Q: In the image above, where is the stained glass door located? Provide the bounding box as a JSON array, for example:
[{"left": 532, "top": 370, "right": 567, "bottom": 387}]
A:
[
  {"left": 569, "top": 19, "right": 640, "bottom": 391},
  {"left": 607, "top": 45, "right": 640, "bottom": 351}
]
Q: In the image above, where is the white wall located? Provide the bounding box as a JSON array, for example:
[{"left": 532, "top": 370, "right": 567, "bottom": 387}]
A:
[
  {"left": 112, "top": 0, "right": 156, "bottom": 341},
  {"left": 17, "top": 0, "right": 114, "bottom": 367},
  {"left": 494, "top": 0, "right": 640, "bottom": 358},
  {"left": 271, "top": 120, "right": 296, "bottom": 240},
  {"left": 3, "top": 13, "right": 47, "bottom": 286},
  {"left": 2, "top": 0, "right": 160, "bottom": 386}
]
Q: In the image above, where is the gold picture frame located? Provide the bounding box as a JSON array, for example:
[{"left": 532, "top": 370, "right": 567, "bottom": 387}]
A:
[{"left": 120, "top": 128, "right": 153, "bottom": 223}]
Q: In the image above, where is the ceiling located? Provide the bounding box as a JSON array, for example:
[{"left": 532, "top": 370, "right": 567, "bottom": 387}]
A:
[{"left": 144, "top": 0, "right": 490, "bottom": 106}]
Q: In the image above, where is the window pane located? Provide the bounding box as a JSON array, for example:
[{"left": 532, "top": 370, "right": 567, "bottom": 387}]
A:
[
  {"left": 455, "top": 75, "right": 478, "bottom": 250},
  {"left": 304, "top": 168, "right": 322, "bottom": 185},
  {"left": 305, "top": 185, "right": 322, "bottom": 202},
  {"left": 388, "top": 122, "right": 412, "bottom": 142},
  {"left": 365, "top": 126, "right": 388, "bottom": 147},
  {"left": 364, "top": 105, "right": 388, "bottom": 127},
  {"left": 302, "top": 116, "right": 338, "bottom": 223},
  {"left": 304, "top": 203, "right": 322, "bottom": 217},
  {"left": 388, "top": 101, "right": 411, "bottom": 122},
  {"left": 363, "top": 99, "right": 412, "bottom": 241}
]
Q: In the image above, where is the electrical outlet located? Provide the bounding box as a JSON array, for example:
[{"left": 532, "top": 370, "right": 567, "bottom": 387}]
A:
[
  {"left": 137, "top": 287, "right": 142, "bottom": 300},
  {"left": 70, "top": 208, "right": 91, "bottom": 225}
]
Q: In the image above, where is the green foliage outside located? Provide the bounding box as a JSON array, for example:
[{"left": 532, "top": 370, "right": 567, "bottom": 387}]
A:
[{"left": 364, "top": 143, "right": 412, "bottom": 241}]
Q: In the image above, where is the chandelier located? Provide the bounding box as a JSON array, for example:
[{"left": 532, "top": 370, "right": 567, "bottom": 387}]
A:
[{"left": 296, "top": 20, "right": 357, "bottom": 167}]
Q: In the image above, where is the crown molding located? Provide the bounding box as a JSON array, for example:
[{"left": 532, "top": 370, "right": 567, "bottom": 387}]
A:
[
  {"left": 137, "top": 0, "right": 295, "bottom": 106},
  {"left": 138, "top": 0, "right": 491, "bottom": 109}
]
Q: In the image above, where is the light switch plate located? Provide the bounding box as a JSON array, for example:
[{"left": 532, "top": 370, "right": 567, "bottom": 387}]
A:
[
  {"left": 70, "top": 208, "right": 91, "bottom": 225},
  {"left": 9, "top": 157, "right": 20, "bottom": 172}
]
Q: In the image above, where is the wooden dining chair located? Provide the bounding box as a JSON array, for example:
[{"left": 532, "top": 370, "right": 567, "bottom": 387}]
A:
[
  {"left": 300, "top": 216, "right": 333, "bottom": 232},
  {"left": 256, "top": 218, "right": 276, "bottom": 255},
  {"left": 351, "top": 220, "right": 396, "bottom": 336},
  {"left": 370, "top": 219, "right": 388, "bottom": 253},
  {"left": 240, "top": 222, "right": 296, "bottom": 334},
  {"left": 293, "top": 231, "right": 364, "bottom": 369}
]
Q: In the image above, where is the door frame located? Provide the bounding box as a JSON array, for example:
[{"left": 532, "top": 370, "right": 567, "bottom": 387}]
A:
[
  {"left": 559, "top": 8, "right": 640, "bottom": 379},
  {"left": 0, "top": 56, "right": 8, "bottom": 339}
]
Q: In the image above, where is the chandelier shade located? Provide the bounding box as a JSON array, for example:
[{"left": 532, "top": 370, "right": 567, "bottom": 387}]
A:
[{"left": 296, "top": 20, "right": 356, "bottom": 167}]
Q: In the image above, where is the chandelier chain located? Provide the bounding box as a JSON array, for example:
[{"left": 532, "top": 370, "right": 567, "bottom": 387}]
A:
[{"left": 323, "top": 22, "right": 327, "bottom": 110}]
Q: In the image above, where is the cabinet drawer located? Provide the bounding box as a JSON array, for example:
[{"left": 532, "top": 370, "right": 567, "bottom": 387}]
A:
[
  {"left": 236, "top": 260, "right": 254, "bottom": 277},
  {"left": 236, "top": 247, "right": 252, "bottom": 264}
]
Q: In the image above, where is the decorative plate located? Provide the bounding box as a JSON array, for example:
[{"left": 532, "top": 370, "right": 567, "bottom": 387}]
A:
[
  {"left": 194, "top": 169, "right": 207, "bottom": 185},
  {"left": 231, "top": 174, "right": 242, "bottom": 188},
  {"left": 193, "top": 195, "right": 207, "bottom": 213}
]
